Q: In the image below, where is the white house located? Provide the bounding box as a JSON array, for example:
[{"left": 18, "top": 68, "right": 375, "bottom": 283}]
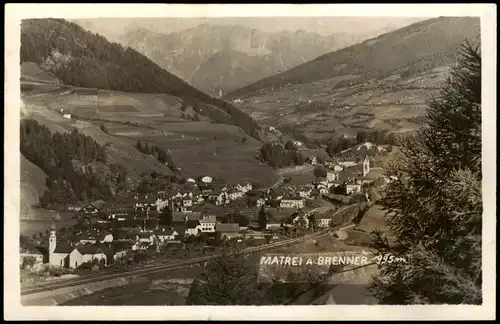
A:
[
  {"left": 292, "top": 215, "right": 310, "bottom": 228},
  {"left": 137, "top": 232, "right": 156, "bottom": 245},
  {"left": 156, "top": 196, "right": 169, "bottom": 212},
  {"left": 338, "top": 160, "right": 357, "bottom": 168},
  {"left": 68, "top": 245, "right": 107, "bottom": 269},
  {"left": 48, "top": 227, "right": 109, "bottom": 269},
  {"left": 237, "top": 182, "right": 253, "bottom": 193},
  {"left": 346, "top": 182, "right": 362, "bottom": 195},
  {"left": 280, "top": 197, "right": 305, "bottom": 209},
  {"left": 111, "top": 213, "right": 128, "bottom": 221},
  {"left": 154, "top": 229, "right": 178, "bottom": 243},
  {"left": 326, "top": 172, "right": 338, "bottom": 182},
  {"left": 114, "top": 249, "right": 128, "bottom": 261},
  {"left": 266, "top": 221, "right": 282, "bottom": 230},
  {"left": 201, "top": 176, "right": 213, "bottom": 184},
  {"left": 199, "top": 215, "right": 217, "bottom": 233},
  {"left": 186, "top": 178, "right": 196, "bottom": 184},
  {"left": 216, "top": 193, "right": 229, "bottom": 206},
  {"left": 97, "top": 231, "right": 113, "bottom": 243},
  {"left": 185, "top": 220, "right": 201, "bottom": 236},
  {"left": 333, "top": 165, "right": 344, "bottom": 173},
  {"left": 49, "top": 227, "right": 73, "bottom": 268},
  {"left": 256, "top": 198, "right": 266, "bottom": 208},
  {"left": 228, "top": 190, "right": 244, "bottom": 200},
  {"left": 316, "top": 217, "right": 332, "bottom": 228},
  {"left": 63, "top": 113, "right": 72, "bottom": 119},
  {"left": 182, "top": 198, "right": 193, "bottom": 207},
  {"left": 20, "top": 247, "right": 45, "bottom": 270},
  {"left": 362, "top": 155, "right": 371, "bottom": 177},
  {"left": 316, "top": 183, "right": 329, "bottom": 193}
]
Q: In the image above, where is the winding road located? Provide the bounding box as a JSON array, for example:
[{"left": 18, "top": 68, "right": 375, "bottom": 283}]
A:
[{"left": 21, "top": 205, "right": 357, "bottom": 296}]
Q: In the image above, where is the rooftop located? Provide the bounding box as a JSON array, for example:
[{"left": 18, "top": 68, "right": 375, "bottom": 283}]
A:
[
  {"left": 155, "top": 228, "right": 176, "bottom": 236},
  {"left": 200, "top": 215, "right": 217, "bottom": 223},
  {"left": 215, "top": 223, "right": 240, "bottom": 233},
  {"left": 77, "top": 244, "right": 111, "bottom": 256},
  {"left": 186, "top": 220, "right": 201, "bottom": 229},
  {"left": 53, "top": 242, "right": 75, "bottom": 254},
  {"left": 137, "top": 232, "right": 152, "bottom": 239}
]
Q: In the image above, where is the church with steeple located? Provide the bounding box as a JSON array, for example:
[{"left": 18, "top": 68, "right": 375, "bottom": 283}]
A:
[{"left": 362, "top": 154, "right": 370, "bottom": 177}]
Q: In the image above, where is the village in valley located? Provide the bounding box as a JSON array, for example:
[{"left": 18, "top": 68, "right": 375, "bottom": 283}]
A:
[{"left": 20, "top": 141, "right": 392, "bottom": 278}]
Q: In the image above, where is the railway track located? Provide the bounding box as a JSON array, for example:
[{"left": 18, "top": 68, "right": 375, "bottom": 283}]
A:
[{"left": 21, "top": 205, "right": 357, "bottom": 296}]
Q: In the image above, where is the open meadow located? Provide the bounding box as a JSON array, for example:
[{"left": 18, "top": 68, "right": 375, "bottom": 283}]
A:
[{"left": 21, "top": 82, "right": 277, "bottom": 186}]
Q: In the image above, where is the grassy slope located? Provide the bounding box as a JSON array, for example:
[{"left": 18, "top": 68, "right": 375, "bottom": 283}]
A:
[
  {"left": 21, "top": 18, "right": 261, "bottom": 141},
  {"left": 225, "top": 17, "right": 480, "bottom": 139},
  {"left": 21, "top": 64, "right": 277, "bottom": 186},
  {"left": 20, "top": 154, "right": 47, "bottom": 215}
]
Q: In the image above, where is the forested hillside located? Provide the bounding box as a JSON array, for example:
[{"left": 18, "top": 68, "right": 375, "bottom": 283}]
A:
[
  {"left": 20, "top": 119, "right": 128, "bottom": 209},
  {"left": 20, "top": 18, "right": 261, "bottom": 139}
]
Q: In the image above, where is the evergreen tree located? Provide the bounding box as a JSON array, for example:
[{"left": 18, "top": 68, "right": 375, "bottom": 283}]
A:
[
  {"left": 99, "top": 124, "right": 108, "bottom": 134},
  {"left": 160, "top": 207, "right": 173, "bottom": 226},
  {"left": 369, "top": 40, "right": 482, "bottom": 305},
  {"left": 258, "top": 206, "right": 268, "bottom": 230},
  {"left": 136, "top": 140, "right": 143, "bottom": 152},
  {"left": 185, "top": 249, "right": 264, "bottom": 305},
  {"left": 313, "top": 165, "right": 328, "bottom": 179},
  {"left": 284, "top": 140, "right": 296, "bottom": 151}
]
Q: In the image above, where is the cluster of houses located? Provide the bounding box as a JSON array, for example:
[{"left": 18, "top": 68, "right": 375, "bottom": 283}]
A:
[
  {"left": 20, "top": 155, "right": 388, "bottom": 272},
  {"left": 306, "top": 154, "right": 384, "bottom": 196}
]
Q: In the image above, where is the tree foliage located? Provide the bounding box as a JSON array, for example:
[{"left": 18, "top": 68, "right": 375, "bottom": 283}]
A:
[
  {"left": 260, "top": 142, "right": 305, "bottom": 169},
  {"left": 185, "top": 249, "right": 264, "bottom": 305},
  {"left": 160, "top": 207, "right": 173, "bottom": 226},
  {"left": 313, "top": 165, "right": 328, "bottom": 178},
  {"left": 278, "top": 125, "right": 321, "bottom": 149},
  {"left": 258, "top": 206, "right": 268, "bottom": 230},
  {"left": 99, "top": 124, "right": 108, "bottom": 134},
  {"left": 326, "top": 130, "right": 398, "bottom": 157},
  {"left": 369, "top": 40, "right": 482, "bottom": 304},
  {"left": 21, "top": 256, "right": 37, "bottom": 270},
  {"left": 20, "top": 119, "right": 127, "bottom": 208},
  {"left": 135, "top": 140, "right": 176, "bottom": 171}
]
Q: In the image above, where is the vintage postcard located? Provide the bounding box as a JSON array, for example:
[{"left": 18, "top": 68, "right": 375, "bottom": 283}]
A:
[{"left": 4, "top": 3, "right": 496, "bottom": 321}]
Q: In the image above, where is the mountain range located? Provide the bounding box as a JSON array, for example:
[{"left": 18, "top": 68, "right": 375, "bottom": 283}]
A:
[
  {"left": 19, "top": 16, "right": 481, "bottom": 211},
  {"left": 224, "top": 17, "right": 481, "bottom": 139},
  {"left": 73, "top": 18, "right": 423, "bottom": 97}
]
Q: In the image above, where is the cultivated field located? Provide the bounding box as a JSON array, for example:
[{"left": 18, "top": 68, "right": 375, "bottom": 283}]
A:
[
  {"left": 233, "top": 67, "right": 449, "bottom": 139},
  {"left": 21, "top": 82, "right": 277, "bottom": 186}
]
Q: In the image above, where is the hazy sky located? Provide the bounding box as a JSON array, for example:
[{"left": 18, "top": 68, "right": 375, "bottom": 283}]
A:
[{"left": 73, "top": 17, "right": 429, "bottom": 38}]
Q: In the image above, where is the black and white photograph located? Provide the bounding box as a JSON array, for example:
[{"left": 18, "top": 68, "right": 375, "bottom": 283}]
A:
[{"left": 4, "top": 3, "right": 496, "bottom": 321}]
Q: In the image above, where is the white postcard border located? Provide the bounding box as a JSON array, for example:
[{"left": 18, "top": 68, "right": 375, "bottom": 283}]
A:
[{"left": 4, "top": 3, "right": 496, "bottom": 320}]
